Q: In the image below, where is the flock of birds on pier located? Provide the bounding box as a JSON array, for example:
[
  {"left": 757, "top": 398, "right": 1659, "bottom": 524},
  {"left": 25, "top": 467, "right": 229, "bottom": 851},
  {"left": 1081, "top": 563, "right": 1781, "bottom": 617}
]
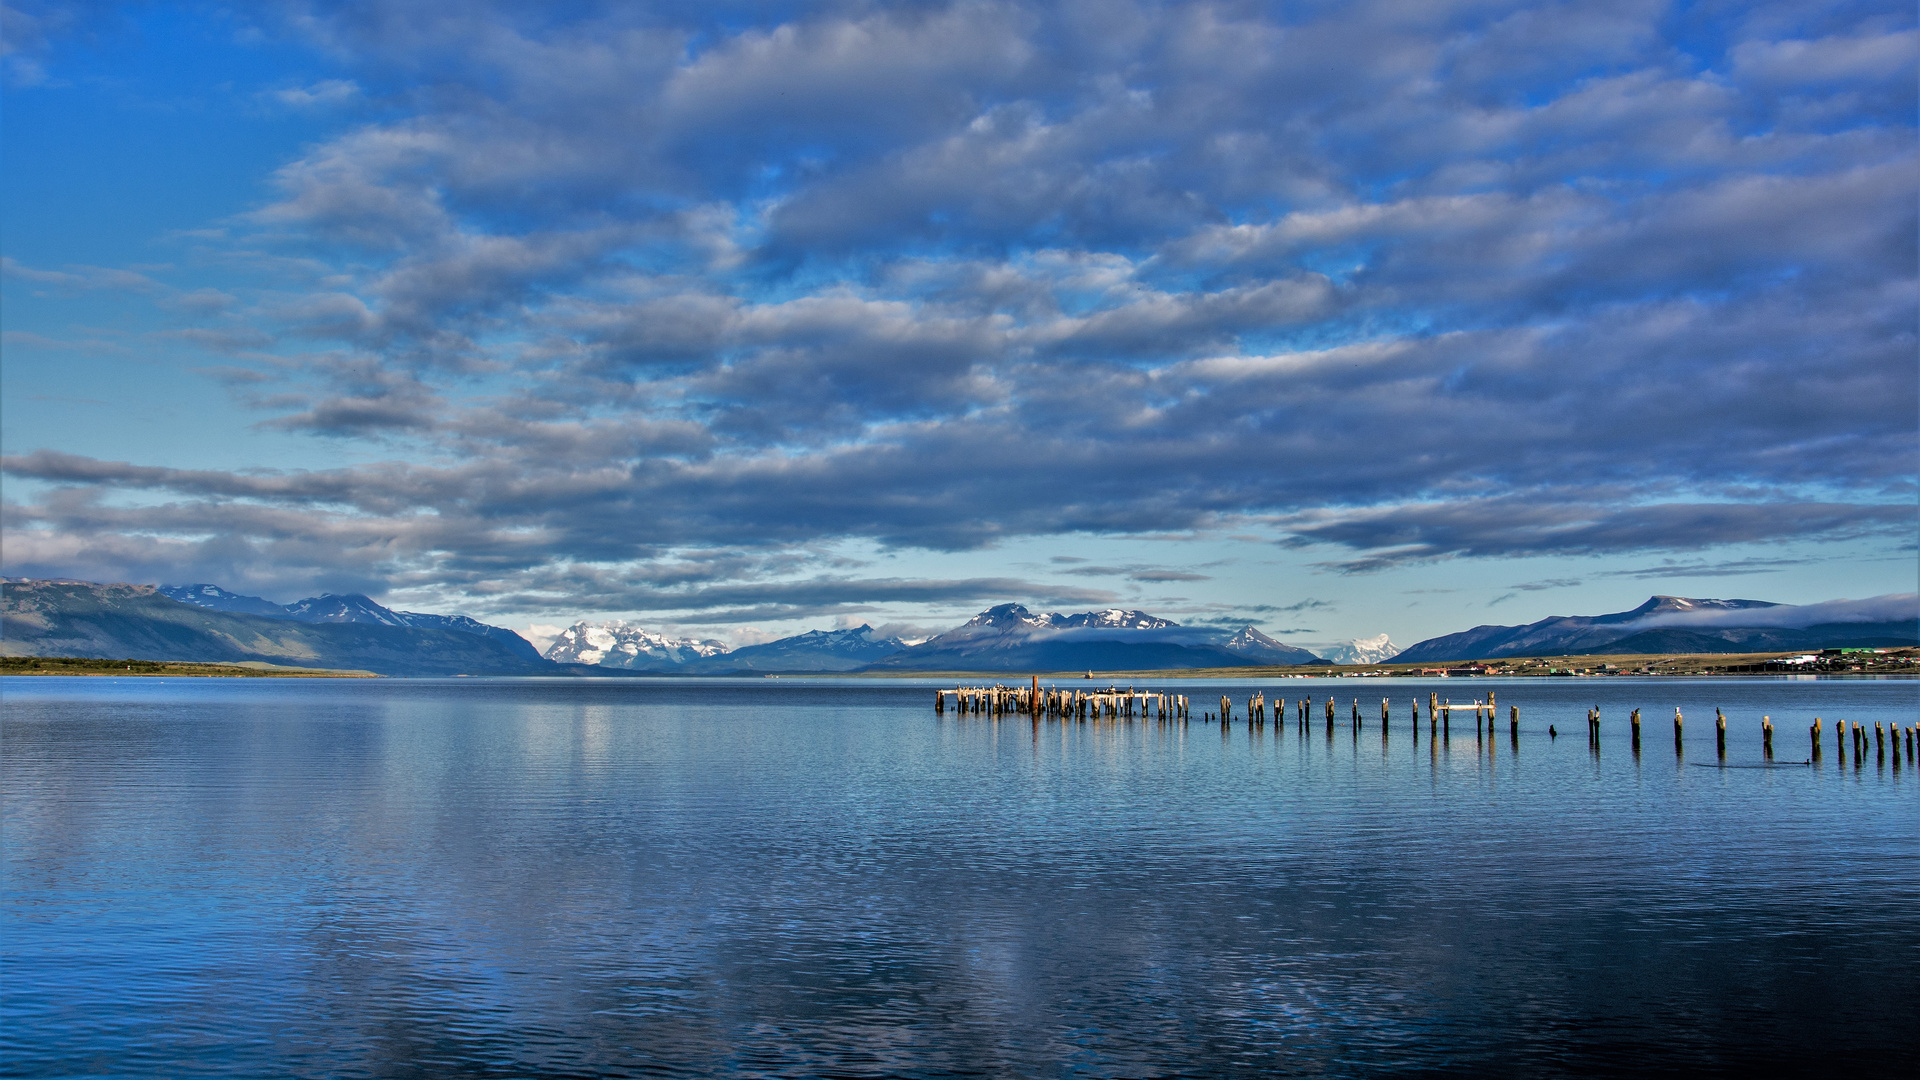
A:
[{"left": 935, "top": 683, "right": 1920, "bottom": 768}]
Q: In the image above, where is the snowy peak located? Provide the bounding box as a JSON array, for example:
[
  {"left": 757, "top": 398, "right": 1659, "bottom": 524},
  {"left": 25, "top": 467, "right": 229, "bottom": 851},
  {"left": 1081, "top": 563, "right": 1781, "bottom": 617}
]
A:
[
  {"left": 1059, "top": 608, "right": 1177, "bottom": 630},
  {"left": 1612, "top": 595, "right": 1780, "bottom": 622},
  {"left": 1220, "top": 626, "right": 1327, "bottom": 665},
  {"left": 544, "top": 620, "right": 728, "bottom": 669},
  {"left": 1320, "top": 634, "right": 1399, "bottom": 665},
  {"left": 962, "top": 603, "right": 1057, "bottom": 630},
  {"left": 1643, "top": 595, "right": 1778, "bottom": 613},
  {"left": 958, "top": 604, "right": 1176, "bottom": 634},
  {"left": 158, "top": 584, "right": 294, "bottom": 618},
  {"left": 1224, "top": 626, "right": 1283, "bottom": 652},
  {"left": 284, "top": 593, "right": 411, "bottom": 627}
]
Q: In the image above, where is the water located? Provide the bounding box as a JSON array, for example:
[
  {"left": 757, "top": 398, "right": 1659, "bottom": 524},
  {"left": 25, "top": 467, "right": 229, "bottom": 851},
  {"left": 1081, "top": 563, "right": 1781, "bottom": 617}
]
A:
[{"left": 4, "top": 676, "right": 1916, "bottom": 1078}]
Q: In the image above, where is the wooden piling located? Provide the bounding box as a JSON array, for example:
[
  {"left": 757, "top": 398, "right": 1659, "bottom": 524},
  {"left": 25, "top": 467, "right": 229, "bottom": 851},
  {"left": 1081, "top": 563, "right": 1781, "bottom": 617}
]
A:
[
  {"left": 1673, "top": 708, "right": 1683, "bottom": 756},
  {"left": 1630, "top": 708, "right": 1641, "bottom": 752},
  {"left": 1509, "top": 704, "right": 1518, "bottom": 740},
  {"left": 1762, "top": 715, "right": 1773, "bottom": 760},
  {"left": 1811, "top": 718, "right": 1822, "bottom": 761},
  {"left": 1716, "top": 708, "right": 1726, "bottom": 760}
]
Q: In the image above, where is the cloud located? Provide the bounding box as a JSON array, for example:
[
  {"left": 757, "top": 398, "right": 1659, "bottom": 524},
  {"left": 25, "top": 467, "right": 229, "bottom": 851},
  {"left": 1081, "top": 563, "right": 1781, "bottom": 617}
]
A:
[
  {"left": 1624, "top": 594, "right": 1918, "bottom": 630},
  {"left": 1056, "top": 563, "right": 1211, "bottom": 582},
  {"left": 2, "top": 256, "right": 160, "bottom": 293},
  {"left": 1596, "top": 558, "right": 1811, "bottom": 580},
  {"left": 268, "top": 79, "right": 362, "bottom": 109},
  {"left": 3, "top": 0, "right": 1914, "bottom": 616},
  {"left": 1291, "top": 498, "right": 1915, "bottom": 573}
]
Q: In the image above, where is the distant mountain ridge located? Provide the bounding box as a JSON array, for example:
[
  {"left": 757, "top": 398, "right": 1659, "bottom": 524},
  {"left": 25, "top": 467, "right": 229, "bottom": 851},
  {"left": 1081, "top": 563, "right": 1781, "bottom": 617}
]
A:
[
  {"left": 1394, "top": 595, "right": 1917, "bottom": 662},
  {"left": 865, "top": 603, "right": 1324, "bottom": 671},
  {"left": 161, "top": 584, "right": 545, "bottom": 662},
  {"left": 529, "top": 603, "right": 1324, "bottom": 674},
  {"left": 691, "top": 626, "right": 910, "bottom": 672},
  {"left": 5, "top": 580, "right": 556, "bottom": 676}
]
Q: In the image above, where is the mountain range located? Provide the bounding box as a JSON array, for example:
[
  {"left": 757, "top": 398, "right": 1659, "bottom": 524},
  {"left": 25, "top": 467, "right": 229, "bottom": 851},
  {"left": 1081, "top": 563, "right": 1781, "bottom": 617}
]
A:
[
  {"left": 537, "top": 605, "right": 1322, "bottom": 672},
  {"left": 1392, "top": 595, "right": 1917, "bottom": 662},
  {"left": 8, "top": 579, "right": 1910, "bottom": 675},
  {"left": 3, "top": 580, "right": 554, "bottom": 677},
  {"left": 159, "top": 583, "right": 548, "bottom": 662},
  {"left": 862, "top": 604, "right": 1325, "bottom": 671}
]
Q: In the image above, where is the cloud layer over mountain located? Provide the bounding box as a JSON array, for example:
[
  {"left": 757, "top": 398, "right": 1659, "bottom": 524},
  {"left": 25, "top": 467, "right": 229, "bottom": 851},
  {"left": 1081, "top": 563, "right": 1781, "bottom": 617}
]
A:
[
  {"left": 3, "top": 1, "right": 1913, "bottom": 629},
  {"left": 1624, "top": 593, "right": 1918, "bottom": 630}
]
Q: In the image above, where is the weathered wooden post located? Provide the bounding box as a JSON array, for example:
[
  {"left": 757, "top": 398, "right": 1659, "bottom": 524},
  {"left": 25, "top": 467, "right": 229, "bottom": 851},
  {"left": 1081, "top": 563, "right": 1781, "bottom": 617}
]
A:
[
  {"left": 1630, "top": 708, "right": 1641, "bottom": 753},
  {"left": 1874, "top": 721, "right": 1885, "bottom": 762},
  {"left": 1811, "top": 718, "right": 1821, "bottom": 761},
  {"left": 1352, "top": 698, "right": 1360, "bottom": 733},
  {"left": 1325, "top": 697, "right": 1335, "bottom": 734},
  {"left": 1508, "top": 704, "right": 1518, "bottom": 746},
  {"left": 1673, "top": 708, "right": 1683, "bottom": 757},
  {"left": 1762, "top": 715, "right": 1773, "bottom": 760},
  {"left": 1716, "top": 708, "right": 1727, "bottom": 760}
]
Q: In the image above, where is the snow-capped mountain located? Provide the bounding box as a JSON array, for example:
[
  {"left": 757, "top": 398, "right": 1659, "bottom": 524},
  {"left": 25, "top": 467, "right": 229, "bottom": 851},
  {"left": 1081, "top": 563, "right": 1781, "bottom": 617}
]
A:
[
  {"left": 284, "top": 593, "right": 412, "bottom": 626},
  {"left": 543, "top": 621, "right": 729, "bottom": 670},
  {"left": 871, "top": 604, "right": 1322, "bottom": 671},
  {"left": 1059, "top": 608, "right": 1178, "bottom": 630},
  {"left": 1320, "top": 634, "right": 1400, "bottom": 665},
  {"left": 1222, "top": 626, "right": 1326, "bottom": 666},
  {"left": 948, "top": 604, "right": 1175, "bottom": 639},
  {"left": 157, "top": 583, "right": 294, "bottom": 617}
]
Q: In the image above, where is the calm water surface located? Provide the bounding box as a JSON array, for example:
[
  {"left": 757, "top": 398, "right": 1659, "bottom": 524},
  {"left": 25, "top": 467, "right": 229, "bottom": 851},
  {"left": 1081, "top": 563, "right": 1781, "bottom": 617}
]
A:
[{"left": 4, "top": 676, "right": 1916, "bottom": 1078}]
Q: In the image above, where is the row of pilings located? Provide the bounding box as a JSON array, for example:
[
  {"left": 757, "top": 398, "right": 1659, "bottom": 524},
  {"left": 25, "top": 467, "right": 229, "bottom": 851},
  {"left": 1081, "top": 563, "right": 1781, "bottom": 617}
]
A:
[
  {"left": 937, "top": 680, "right": 1193, "bottom": 721},
  {"left": 934, "top": 686, "right": 1920, "bottom": 768}
]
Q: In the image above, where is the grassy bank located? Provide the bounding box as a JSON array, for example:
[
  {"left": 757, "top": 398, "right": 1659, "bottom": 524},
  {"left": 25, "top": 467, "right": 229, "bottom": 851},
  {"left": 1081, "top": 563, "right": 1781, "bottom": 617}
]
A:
[{"left": 1, "top": 656, "right": 379, "bottom": 678}]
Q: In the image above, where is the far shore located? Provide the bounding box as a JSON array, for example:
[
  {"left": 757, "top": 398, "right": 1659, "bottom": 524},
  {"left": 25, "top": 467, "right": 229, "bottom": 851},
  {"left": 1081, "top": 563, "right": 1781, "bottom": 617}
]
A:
[
  {"left": 8, "top": 647, "right": 1910, "bottom": 680},
  {"left": 809, "top": 647, "right": 1916, "bottom": 680},
  {"left": 1, "top": 657, "right": 379, "bottom": 678}
]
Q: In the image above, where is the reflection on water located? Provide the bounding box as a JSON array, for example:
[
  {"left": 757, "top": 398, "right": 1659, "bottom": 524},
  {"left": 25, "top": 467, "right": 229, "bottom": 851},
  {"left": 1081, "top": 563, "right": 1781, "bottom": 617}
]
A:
[{"left": 3, "top": 676, "right": 1916, "bottom": 1077}]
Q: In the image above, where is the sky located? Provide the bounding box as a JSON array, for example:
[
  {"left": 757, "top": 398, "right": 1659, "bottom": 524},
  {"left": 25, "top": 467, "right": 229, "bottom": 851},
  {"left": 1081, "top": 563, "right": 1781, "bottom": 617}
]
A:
[{"left": 2, "top": 0, "right": 1915, "bottom": 654}]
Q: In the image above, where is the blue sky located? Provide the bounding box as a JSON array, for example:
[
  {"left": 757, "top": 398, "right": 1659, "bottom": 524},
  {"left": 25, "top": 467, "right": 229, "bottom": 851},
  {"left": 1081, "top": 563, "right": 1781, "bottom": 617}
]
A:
[{"left": 3, "top": 0, "right": 1915, "bottom": 652}]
